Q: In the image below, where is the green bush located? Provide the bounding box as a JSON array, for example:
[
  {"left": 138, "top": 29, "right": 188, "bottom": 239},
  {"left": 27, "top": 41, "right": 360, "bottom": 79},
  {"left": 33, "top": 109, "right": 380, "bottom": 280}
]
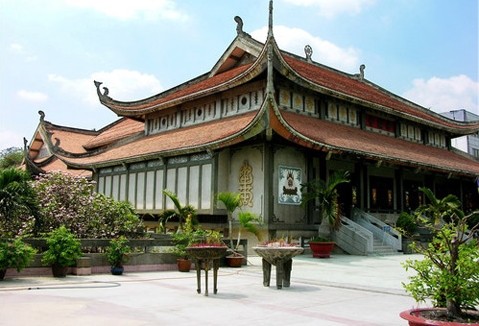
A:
[
  {"left": 42, "top": 226, "right": 82, "bottom": 267},
  {"left": 396, "top": 211, "right": 417, "bottom": 237},
  {"left": 105, "top": 236, "right": 131, "bottom": 267},
  {"left": 0, "top": 238, "right": 37, "bottom": 272}
]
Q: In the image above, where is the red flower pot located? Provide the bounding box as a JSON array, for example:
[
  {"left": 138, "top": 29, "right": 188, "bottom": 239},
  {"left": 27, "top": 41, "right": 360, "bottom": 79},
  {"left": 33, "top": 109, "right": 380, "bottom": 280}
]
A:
[
  {"left": 400, "top": 308, "right": 479, "bottom": 326},
  {"left": 309, "top": 241, "right": 335, "bottom": 258}
]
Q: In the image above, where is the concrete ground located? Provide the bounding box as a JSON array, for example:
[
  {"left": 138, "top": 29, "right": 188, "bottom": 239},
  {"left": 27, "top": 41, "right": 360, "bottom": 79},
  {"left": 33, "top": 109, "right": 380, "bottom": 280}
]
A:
[{"left": 0, "top": 254, "right": 422, "bottom": 326}]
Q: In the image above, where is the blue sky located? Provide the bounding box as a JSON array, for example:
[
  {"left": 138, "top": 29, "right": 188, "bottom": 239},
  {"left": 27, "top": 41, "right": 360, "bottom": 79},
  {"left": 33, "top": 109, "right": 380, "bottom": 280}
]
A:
[{"left": 1, "top": 0, "right": 478, "bottom": 150}]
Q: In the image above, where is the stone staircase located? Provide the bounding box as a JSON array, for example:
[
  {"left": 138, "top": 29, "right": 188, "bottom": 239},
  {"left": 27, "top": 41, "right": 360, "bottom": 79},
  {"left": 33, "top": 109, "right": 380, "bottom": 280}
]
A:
[{"left": 371, "top": 237, "right": 398, "bottom": 256}]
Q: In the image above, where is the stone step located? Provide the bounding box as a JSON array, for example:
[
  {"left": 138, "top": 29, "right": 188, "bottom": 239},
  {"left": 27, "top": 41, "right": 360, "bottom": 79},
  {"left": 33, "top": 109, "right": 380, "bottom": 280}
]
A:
[{"left": 372, "top": 236, "right": 398, "bottom": 255}]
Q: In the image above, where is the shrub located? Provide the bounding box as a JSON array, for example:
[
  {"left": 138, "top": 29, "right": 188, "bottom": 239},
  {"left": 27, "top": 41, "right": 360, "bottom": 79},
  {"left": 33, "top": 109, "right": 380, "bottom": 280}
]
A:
[
  {"left": 42, "top": 226, "right": 82, "bottom": 267},
  {"left": 0, "top": 238, "right": 37, "bottom": 272},
  {"left": 396, "top": 211, "right": 417, "bottom": 237},
  {"left": 33, "top": 172, "right": 144, "bottom": 238},
  {"left": 105, "top": 236, "right": 131, "bottom": 267}
]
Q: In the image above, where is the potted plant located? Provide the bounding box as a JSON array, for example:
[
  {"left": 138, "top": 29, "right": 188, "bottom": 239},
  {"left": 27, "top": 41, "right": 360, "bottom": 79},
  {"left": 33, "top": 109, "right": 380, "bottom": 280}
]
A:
[
  {"left": 217, "top": 191, "right": 241, "bottom": 250},
  {"left": 227, "top": 211, "right": 262, "bottom": 267},
  {"left": 400, "top": 187, "right": 479, "bottom": 325},
  {"left": 163, "top": 191, "right": 197, "bottom": 272},
  {"left": 41, "top": 225, "right": 82, "bottom": 277},
  {"left": 307, "top": 236, "right": 335, "bottom": 258},
  {"left": 301, "top": 171, "right": 350, "bottom": 258},
  {"left": 170, "top": 215, "right": 195, "bottom": 272},
  {"left": 186, "top": 228, "right": 228, "bottom": 260},
  {"left": 105, "top": 235, "right": 131, "bottom": 275},
  {"left": 396, "top": 211, "right": 419, "bottom": 254},
  {"left": 217, "top": 192, "right": 262, "bottom": 267},
  {"left": 0, "top": 238, "right": 37, "bottom": 280}
]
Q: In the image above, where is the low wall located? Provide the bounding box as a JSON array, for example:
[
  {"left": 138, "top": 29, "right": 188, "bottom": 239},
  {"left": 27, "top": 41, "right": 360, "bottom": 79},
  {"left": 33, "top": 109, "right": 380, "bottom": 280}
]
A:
[
  {"left": 3, "top": 236, "right": 249, "bottom": 278},
  {"left": 4, "top": 252, "right": 179, "bottom": 278}
]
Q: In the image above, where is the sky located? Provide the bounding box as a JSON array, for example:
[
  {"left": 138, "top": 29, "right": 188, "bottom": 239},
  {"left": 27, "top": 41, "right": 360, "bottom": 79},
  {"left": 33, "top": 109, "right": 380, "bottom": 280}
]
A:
[{"left": 1, "top": 0, "right": 478, "bottom": 150}]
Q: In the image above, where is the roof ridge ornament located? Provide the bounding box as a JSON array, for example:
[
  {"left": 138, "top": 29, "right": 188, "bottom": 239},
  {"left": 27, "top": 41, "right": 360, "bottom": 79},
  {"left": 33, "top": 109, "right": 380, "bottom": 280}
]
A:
[
  {"left": 268, "top": 0, "right": 273, "bottom": 38},
  {"left": 94, "top": 80, "right": 110, "bottom": 100},
  {"left": 38, "top": 110, "right": 45, "bottom": 122},
  {"left": 234, "top": 16, "right": 244, "bottom": 35},
  {"left": 359, "top": 64, "right": 365, "bottom": 80},
  {"left": 304, "top": 45, "right": 313, "bottom": 63}
]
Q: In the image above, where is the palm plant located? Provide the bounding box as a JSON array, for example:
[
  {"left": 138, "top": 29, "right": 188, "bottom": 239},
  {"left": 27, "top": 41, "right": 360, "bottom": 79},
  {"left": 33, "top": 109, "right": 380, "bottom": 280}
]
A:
[
  {"left": 236, "top": 211, "right": 262, "bottom": 250},
  {"left": 415, "top": 186, "right": 463, "bottom": 227},
  {"left": 163, "top": 189, "right": 196, "bottom": 232},
  {"left": 301, "top": 170, "right": 350, "bottom": 235},
  {"left": 217, "top": 192, "right": 241, "bottom": 248},
  {"left": 0, "top": 168, "right": 39, "bottom": 237}
]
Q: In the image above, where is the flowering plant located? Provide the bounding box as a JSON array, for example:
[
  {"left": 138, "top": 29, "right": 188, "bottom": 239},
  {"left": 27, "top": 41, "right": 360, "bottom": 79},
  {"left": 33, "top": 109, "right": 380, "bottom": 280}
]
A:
[{"left": 259, "top": 238, "right": 300, "bottom": 248}]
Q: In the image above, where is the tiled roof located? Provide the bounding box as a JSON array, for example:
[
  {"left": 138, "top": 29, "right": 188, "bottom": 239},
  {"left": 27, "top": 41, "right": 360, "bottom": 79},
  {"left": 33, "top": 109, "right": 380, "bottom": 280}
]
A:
[
  {"left": 37, "top": 157, "right": 92, "bottom": 178},
  {"left": 280, "top": 111, "right": 479, "bottom": 176},
  {"left": 103, "top": 64, "right": 253, "bottom": 114},
  {"left": 62, "top": 112, "right": 258, "bottom": 166},
  {"left": 40, "top": 124, "right": 96, "bottom": 155},
  {"left": 282, "top": 54, "right": 478, "bottom": 133},
  {"left": 84, "top": 118, "right": 144, "bottom": 150}
]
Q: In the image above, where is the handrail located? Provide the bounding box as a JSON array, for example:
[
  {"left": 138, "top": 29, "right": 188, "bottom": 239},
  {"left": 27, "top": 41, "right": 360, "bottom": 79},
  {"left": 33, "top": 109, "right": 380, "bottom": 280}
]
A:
[
  {"left": 334, "top": 216, "right": 374, "bottom": 255},
  {"left": 352, "top": 208, "right": 402, "bottom": 251}
]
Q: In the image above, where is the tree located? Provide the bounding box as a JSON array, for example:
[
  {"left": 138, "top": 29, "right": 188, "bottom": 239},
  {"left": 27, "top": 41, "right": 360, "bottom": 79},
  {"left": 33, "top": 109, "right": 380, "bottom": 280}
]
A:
[
  {"left": 402, "top": 188, "right": 479, "bottom": 320},
  {"left": 0, "top": 147, "right": 23, "bottom": 170},
  {"left": 0, "top": 168, "right": 38, "bottom": 237},
  {"left": 32, "top": 172, "right": 144, "bottom": 238}
]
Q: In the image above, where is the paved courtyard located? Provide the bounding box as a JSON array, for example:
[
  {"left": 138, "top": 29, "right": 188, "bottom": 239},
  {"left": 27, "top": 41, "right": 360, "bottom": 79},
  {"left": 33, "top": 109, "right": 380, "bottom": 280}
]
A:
[{"left": 0, "top": 254, "right": 422, "bottom": 326}]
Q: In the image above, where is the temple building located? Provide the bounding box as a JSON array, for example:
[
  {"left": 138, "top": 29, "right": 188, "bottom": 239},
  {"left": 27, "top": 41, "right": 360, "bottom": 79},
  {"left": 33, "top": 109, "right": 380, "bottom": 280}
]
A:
[{"left": 25, "top": 4, "right": 479, "bottom": 255}]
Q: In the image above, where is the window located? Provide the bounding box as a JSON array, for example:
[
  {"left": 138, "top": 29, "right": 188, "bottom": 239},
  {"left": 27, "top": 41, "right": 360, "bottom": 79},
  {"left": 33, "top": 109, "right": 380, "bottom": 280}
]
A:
[
  {"left": 428, "top": 131, "right": 446, "bottom": 148},
  {"left": 365, "top": 114, "right": 395, "bottom": 135},
  {"left": 327, "top": 102, "right": 358, "bottom": 126},
  {"left": 400, "top": 123, "right": 422, "bottom": 142}
]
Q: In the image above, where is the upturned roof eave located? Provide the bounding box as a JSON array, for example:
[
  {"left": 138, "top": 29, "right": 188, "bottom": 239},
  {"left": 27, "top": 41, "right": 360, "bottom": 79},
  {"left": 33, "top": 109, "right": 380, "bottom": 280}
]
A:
[
  {"left": 269, "top": 102, "right": 479, "bottom": 178},
  {"left": 96, "top": 36, "right": 270, "bottom": 117},
  {"left": 60, "top": 103, "right": 270, "bottom": 170},
  {"left": 273, "top": 50, "right": 479, "bottom": 136}
]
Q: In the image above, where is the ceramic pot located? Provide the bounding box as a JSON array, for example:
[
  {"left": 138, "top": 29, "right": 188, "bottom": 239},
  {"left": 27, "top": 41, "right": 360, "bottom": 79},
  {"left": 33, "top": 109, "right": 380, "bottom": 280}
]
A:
[
  {"left": 400, "top": 308, "right": 479, "bottom": 326},
  {"left": 309, "top": 241, "right": 335, "bottom": 258},
  {"left": 111, "top": 266, "right": 124, "bottom": 275},
  {"left": 52, "top": 264, "right": 68, "bottom": 277},
  {"left": 177, "top": 258, "right": 192, "bottom": 272}
]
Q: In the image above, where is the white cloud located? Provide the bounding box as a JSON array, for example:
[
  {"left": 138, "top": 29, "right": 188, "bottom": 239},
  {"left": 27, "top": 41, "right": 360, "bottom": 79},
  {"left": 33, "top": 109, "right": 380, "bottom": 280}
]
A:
[
  {"left": 252, "top": 25, "right": 360, "bottom": 72},
  {"left": 9, "top": 43, "right": 24, "bottom": 53},
  {"left": 283, "top": 0, "right": 376, "bottom": 18},
  {"left": 48, "top": 69, "right": 163, "bottom": 106},
  {"left": 0, "top": 130, "right": 24, "bottom": 150},
  {"left": 64, "top": 0, "right": 188, "bottom": 21},
  {"left": 402, "top": 75, "right": 479, "bottom": 115},
  {"left": 17, "top": 90, "right": 48, "bottom": 102},
  {"left": 9, "top": 43, "right": 37, "bottom": 62}
]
